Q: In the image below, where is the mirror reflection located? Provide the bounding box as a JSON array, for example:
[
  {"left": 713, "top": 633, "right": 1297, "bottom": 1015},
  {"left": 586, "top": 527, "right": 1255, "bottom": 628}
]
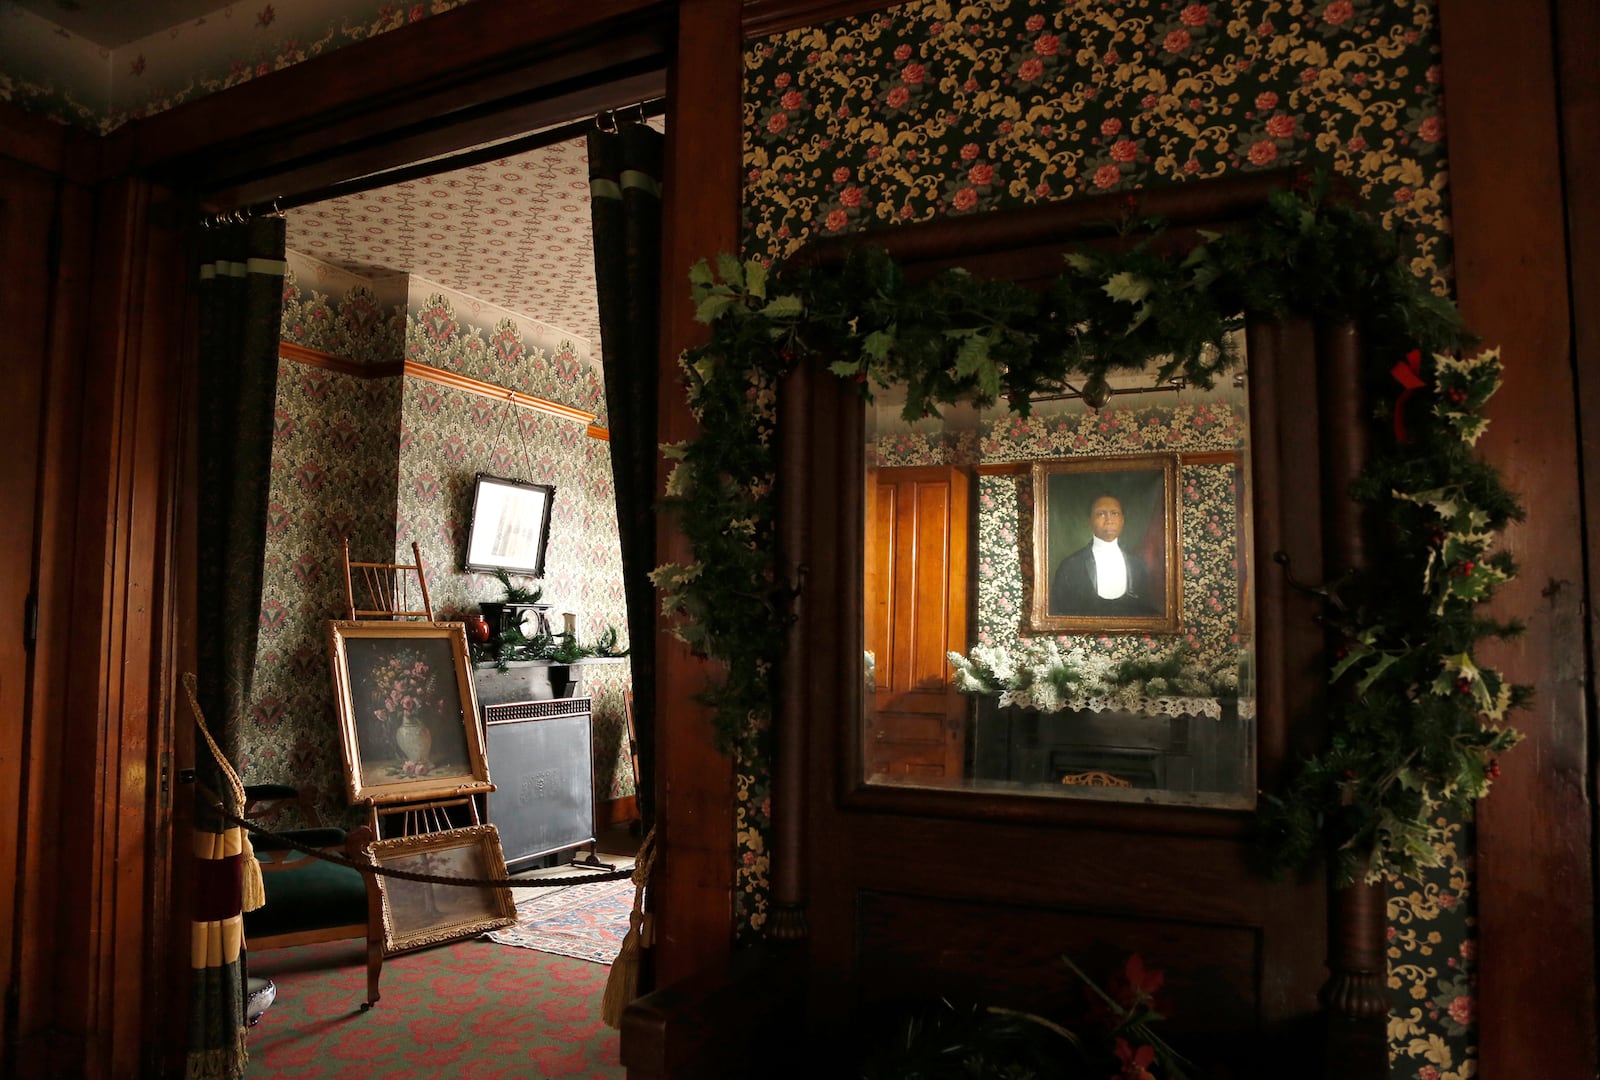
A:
[{"left": 862, "top": 346, "right": 1255, "bottom": 809}]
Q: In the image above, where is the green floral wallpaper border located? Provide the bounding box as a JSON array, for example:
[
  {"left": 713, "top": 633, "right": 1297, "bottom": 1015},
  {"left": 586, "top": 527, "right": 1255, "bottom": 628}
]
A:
[{"left": 740, "top": 1, "right": 1470, "bottom": 1075}]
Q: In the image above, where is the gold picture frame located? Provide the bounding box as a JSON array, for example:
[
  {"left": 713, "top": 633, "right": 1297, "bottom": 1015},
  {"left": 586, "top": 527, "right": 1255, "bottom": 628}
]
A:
[
  {"left": 368, "top": 824, "right": 516, "bottom": 954},
  {"left": 327, "top": 620, "right": 492, "bottom": 805},
  {"left": 1027, "top": 452, "right": 1182, "bottom": 634}
]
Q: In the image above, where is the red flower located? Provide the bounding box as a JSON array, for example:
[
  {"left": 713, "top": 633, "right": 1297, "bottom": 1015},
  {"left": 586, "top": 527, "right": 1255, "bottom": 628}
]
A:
[
  {"left": 1093, "top": 164, "right": 1122, "bottom": 189},
  {"left": 894, "top": 44, "right": 912, "bottom": 61},
  {"left": 952, "top": 187, "right": 978, "bottom": 211},
  {"left": 960, "top": 142, "right": 982, "bottom": 160},
  {"left": 1323, "top": 0, "right": 1354, "bottom": 25},
  {"left": 1101, "top": 117, "right": 1123, "bottom": 136},
  {"left": 1035, "top": 33, "right": 1059, "bottom": 56},
  {"left": 824, "top": 209, "right": 848, "bottom": 231},
  {"left": 1164, "top": 29, "right": 1192, "bottom": 53},
  {"left": 832, "top": 166, "right": 852, "bottom": 183},
  {"left": 1247, "top": 139, "right": 1278, "bottom": 165},
  {"left": 257, "top": 4, "right": 276, "bottom": 28},
  {"left": 1113, "top": 1038, "right": 1158, "bottom": 1080},
  {"left": 774, "top": 71, "right": 791, "bottom": 88},
  {"left": 886, "top": 85, "right": 910, "bottom": 108},
  {"left": 1026, "top": 13, "right": 1045, "bottom": 30},
  {"left": 1348, "top": 134, "right": 1368, "bottom": 151},
  {"left": 1119, "top": 953, "right": 1166, "bottom": 1007},
  {"left": 1110, "top": 138, "right": 1138, "bottom": 163},
  {"left": 1418, "top": 115, "right": 1443, "bottom": 143},
  {"left": 1265, "top": 114, "right": 1295, "bottom": 138},
  {"left": 767, "top": 112, "right": 788, "bottom": 134},
  {"left": 968, "top": 163, "right": 994, "bottom": 186},
  {"left": 1395, "top": 186, "right": 1414, "bottom": 203},
  {"left": 1447, "top": 995, "right": 1475, "bottom": 1026},
  {"left": 1179, "top": 3, "right": 1209, "bottom": 27},
  {"left": 1183, "top": 158, "right": 1201, "bottom": 173},
  {"left": 1255, "top": 91, "right": 1279, "bottom": 111},
  {"left": 409, "top": 4, "right": 425, "bottom": 20},
  {"left": 840, "top": 186, "right": 863, "bottom": 207},
  {"left": 902, "top": 63, "right": 926, "bottom": 85},
  {"left": 779, "top": 90, "right": 801, "bottom": 110},
  {"left": 1019, "top": 58, "right": 1045, "bottom": 81}
]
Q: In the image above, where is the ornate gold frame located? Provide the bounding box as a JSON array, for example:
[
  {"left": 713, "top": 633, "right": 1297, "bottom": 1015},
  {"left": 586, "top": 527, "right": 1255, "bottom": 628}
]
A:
[
  {"left": 369, "top": 824, "right": 516, "bottom": 955},
  {"left": 1027, "top": 452, "right": 1182, "bottom": 635},
  {"left": 327, "top": 619, "right": 492, "bottom": 805}
]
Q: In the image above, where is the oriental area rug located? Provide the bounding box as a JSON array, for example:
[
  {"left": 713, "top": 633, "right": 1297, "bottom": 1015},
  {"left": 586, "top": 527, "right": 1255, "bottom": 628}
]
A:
[{"left": 487, "top": 876, "right": 635, "bottom": 965}]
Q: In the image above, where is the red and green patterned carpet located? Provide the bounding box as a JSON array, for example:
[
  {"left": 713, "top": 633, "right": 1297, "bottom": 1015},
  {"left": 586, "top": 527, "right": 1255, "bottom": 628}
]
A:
[{"left": 245, "top": 937, "right": 622, "bottom": 1078}]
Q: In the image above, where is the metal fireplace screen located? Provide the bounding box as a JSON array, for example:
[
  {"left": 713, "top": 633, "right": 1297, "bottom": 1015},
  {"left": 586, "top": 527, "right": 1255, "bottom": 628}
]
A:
[{"left": 481, "top": 697, "right": 595, "bottom": 865}]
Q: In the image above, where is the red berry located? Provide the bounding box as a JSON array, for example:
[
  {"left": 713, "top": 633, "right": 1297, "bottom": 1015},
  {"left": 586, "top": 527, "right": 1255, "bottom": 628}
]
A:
[
  {"left": 1456, "top": 677, "right": 1473, "bottom": 695},
  {"left": 1487, "top": 760, "right": 1501, "bottom": 779}
]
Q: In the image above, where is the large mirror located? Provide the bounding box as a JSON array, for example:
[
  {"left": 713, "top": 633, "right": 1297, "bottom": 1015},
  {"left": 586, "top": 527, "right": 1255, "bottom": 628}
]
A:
[{"left": 861, "top": 345, "right": 1255, "bottom": 809}]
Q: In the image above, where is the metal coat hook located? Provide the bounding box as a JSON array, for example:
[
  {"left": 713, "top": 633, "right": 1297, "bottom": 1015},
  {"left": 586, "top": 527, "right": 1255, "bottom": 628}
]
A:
[{"left": 1272, "top": 551, "right": 1353, "bottom": 614}]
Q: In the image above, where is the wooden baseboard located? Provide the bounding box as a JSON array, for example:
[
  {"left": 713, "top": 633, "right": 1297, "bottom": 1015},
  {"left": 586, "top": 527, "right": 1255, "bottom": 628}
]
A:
[{"left": 598, "top": 795, "right": 638, "bottom": 828}]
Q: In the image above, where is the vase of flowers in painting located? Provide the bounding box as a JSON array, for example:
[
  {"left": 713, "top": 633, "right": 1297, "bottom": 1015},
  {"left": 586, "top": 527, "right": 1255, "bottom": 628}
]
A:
[{"left": 394, "top": 711, "right": 433, "bottom": 770}]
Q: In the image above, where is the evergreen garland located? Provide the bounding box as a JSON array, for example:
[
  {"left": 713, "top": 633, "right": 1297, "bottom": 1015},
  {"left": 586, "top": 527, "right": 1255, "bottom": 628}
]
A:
[{"left": 652, "top": 175, "right": 1526, "bottom": 885}]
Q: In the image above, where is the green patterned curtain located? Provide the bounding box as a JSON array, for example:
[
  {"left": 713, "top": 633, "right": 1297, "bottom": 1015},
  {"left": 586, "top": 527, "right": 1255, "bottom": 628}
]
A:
[
  {"left": 588, "top": 122, "right": 663, "bottom": 828},
  {"left": 188, "top": 216, "right": 286, "bottom": 1080}
]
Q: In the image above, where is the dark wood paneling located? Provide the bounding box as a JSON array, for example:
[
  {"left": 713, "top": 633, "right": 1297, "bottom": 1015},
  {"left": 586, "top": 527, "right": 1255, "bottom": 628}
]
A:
[
  {"left": 126, "top": 0, "right": 674, "bottom": 190},
  {"left": 855, "top": 891, "right": 1261, "bottom": 1035},
  {"left": 0, "top": 145, "right": 63, "bottom": 1079},
  {"left": 649, "top": 0, "right": 746, "bottom": 988},
  {"left": 1437, "top": 2, "right": 1598, "bottom": 1078}
]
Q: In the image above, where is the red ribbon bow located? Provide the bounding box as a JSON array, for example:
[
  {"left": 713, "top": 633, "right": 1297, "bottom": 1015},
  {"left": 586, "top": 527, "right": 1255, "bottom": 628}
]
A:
[{"left": 1391, "top": 348, "right": 1425, "bottom": 443}]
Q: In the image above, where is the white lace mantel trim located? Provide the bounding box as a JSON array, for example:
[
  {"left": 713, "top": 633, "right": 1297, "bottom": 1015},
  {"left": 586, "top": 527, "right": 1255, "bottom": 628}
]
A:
[{"left": 993, "top": 693, "right": 1256, "bottom": 721}]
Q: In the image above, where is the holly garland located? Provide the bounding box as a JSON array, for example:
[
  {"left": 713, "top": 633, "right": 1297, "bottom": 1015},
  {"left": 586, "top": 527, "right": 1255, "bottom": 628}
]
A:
[{"left": 651, "top": 174, "right": 1526, "bottom": 886}]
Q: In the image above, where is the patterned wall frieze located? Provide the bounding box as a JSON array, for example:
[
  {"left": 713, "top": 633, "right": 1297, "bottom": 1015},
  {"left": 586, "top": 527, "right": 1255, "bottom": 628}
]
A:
[
  {"left": 406, "top": 277, "right": 608, "bottom": 428},
  {"left": 282, "top": 250, "right": 408, "bottom": 365}
]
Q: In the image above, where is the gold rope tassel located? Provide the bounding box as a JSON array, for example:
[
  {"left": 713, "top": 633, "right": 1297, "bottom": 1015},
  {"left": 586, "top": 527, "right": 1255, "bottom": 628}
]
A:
[
  {"left": 183, "top": 672, "right": 266, "bottom": 913},
  {"left": 601, "top": 824, "right": 658, "bottom": 1028}
]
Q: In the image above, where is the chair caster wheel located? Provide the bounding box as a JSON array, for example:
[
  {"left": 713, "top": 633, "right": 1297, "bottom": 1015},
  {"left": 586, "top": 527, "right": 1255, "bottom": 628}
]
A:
[{"left": 360, "top": 1001, "right": 373, "bottom": 1011}]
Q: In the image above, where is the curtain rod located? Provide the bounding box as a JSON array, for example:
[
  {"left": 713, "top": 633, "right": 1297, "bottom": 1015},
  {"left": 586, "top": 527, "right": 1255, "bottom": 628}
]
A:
[{"left": 237, "top": 97, "right": 667, "bottom": 219}]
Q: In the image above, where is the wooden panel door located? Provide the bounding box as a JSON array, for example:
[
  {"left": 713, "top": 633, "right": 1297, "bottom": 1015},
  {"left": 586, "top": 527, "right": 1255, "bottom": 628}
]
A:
[{"left": 863, "top": 465, "right": 969, "bottom": 779}]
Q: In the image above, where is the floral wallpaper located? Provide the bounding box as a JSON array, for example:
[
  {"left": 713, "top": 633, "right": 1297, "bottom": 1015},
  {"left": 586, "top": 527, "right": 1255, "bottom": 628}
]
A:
[
  {"left": 0, "top": 0, "right": 484, "bottom": 133},
  {"left": 741, "top": 0, "right": 1468, "bottom": 1074},
  {"left": 243, "top": 258, "right": 633, "bottom": 831}
]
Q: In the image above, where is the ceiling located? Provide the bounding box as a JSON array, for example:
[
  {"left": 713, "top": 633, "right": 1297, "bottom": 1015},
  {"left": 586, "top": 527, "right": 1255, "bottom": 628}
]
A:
[
  {"left": 22, "top": 0, "right": 649, "bottom": 351},
  {"left": 11, "top": 0, "right": 232, "bottom": 47},
  {"left": 285, "top": 133, "right": 608, "bottom": 350}
]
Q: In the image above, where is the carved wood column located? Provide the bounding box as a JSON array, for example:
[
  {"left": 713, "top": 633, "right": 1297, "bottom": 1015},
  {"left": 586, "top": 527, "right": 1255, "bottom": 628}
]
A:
[
  {"left": 770, "top": 359, "right": 812, "bottom": 940},
  {"left": 1314, "top": 320, "right": 1388, "bottom": 1078}
]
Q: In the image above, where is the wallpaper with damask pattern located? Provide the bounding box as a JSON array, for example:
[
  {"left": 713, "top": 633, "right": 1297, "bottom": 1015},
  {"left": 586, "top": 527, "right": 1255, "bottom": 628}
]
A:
[
  {"left": 242, "top": 261, "right": 633, "bottom": 831},
  {"left": 740, "top": 2, "right": 1470, "bottom": 1075}
]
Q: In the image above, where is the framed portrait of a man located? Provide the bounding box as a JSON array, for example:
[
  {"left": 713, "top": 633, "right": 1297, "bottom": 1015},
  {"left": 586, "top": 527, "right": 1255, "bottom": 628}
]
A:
[{"left": 1027, "top": 453, "right": 1181, "bottom": 634}]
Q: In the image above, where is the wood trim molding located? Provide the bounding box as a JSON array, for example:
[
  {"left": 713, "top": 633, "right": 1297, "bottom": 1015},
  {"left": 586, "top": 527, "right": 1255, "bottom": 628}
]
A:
[
  {"left": 742, "top": 0, "right": 895, "bottom": 39},
  {"left": 401, "top": 361, "right": 600, "bottom": 426},
  {"left": 276, "top": 344, "right": 611, "bottom": 437},
  {"left": 278, "top": 342, "right": 401, "bottom": 379}
]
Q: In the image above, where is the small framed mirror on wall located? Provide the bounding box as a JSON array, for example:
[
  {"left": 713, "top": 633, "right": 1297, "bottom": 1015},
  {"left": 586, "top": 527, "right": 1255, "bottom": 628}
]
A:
[{"left": 463, "top": 473, "right": 555, "bottom": 578}]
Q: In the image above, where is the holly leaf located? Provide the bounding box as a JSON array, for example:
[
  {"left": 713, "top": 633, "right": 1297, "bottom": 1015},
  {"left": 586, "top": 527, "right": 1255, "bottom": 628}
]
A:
[
  {"left": 745, "top": 259, "right": 768, "bottom": 301},
  {"left": 761, "top": 295, "right": 803, "bottom": 319},
  {"left": 1103, "top": 271, "right": 1152, "bottom": 304},
  {"left": 715, "top": 252, "right": 744, "bottom": 288},
  {"left": 695, "top": 293, "right": 738, "bottom": 324}
]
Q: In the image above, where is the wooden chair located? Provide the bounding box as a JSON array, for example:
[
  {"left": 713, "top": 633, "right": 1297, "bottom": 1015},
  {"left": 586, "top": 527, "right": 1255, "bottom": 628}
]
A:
[
  {"left": 241, "top": 784, "right": 385, "bottom": 1008},
  {"left": 342, "top": 538, "right": 434, "bottom": 621}
]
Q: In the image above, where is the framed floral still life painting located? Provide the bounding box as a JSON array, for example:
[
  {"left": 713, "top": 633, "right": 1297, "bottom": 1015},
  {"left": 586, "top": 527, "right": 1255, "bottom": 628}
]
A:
[
  {"left": 1028, "top": 453, "right": 1182, "bottom": 635},
  {"left": 328, "top": 620, "right": 492, "bottom": 804},
  {"left": 368, "top": 824, "right": 516, "bottom": 954}
]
